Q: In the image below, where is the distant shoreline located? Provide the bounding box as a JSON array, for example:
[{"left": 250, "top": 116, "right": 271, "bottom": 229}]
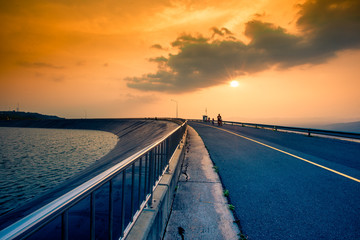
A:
[{"left": 0, "top": 111, "right": 63, "bottom": 121}]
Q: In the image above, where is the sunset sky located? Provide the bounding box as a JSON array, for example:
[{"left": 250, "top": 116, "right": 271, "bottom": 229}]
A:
[{"left": 1, "top": 0, "right": 359, "bottom": 126}]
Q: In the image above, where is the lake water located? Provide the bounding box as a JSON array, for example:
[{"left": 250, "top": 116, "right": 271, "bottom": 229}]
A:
[{"left": 0, "top": 127, "right": 119, "bottom": 216}]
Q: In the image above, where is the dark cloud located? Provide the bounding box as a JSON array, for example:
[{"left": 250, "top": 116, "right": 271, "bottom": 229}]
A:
[
  {"left": 171, "top": 34, "right": 209, "bottom": 48},
  {"left": 126, "top": 0, "right": 360, "bottom": 93},
  {"left": 211, "top": 27, "right": 233, "bottom": 38},
  {"left": 296, "top": 0, "right": 360, "bottom": 52},
  {"left": 151, "top": 44, "right": 165, "bottom": 50},
  {"left": 17, "top": 61, "right": 64, "bottom": 69},
  {"left": 149, "top": 56, "right": 168, "bottom": 69},
  {"left": 149, "top": 56, "right": 168, "bottom": 63},
  {"left": 244, "top": 21, "right": 307, "bottom": 67}
]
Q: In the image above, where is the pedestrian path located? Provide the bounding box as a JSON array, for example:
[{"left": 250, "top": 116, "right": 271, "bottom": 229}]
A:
[{"left": 163, "top": 126, "right": 239, "bottom": 240}]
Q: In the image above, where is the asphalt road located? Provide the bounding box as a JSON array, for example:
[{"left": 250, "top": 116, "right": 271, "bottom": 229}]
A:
[{"left": 190, "top": 121, "right": 360, "bottom": 240}]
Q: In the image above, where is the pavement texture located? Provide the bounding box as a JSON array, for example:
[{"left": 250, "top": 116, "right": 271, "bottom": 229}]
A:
[
  {"left": 163, "top": 126, "right": 240, "bottom": 240},
  {"left": 190, "top": 121, "right": 360, "bottom": 240}
]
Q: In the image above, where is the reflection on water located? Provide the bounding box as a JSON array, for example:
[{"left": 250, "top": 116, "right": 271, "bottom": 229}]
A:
[{"left": 0, "top": 127, "right": 118, "bottom": 216}]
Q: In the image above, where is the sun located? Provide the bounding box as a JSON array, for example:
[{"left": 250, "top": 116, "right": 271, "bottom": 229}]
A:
[{"left": 230, "top": 80, "right": 239, "bottom": 87}]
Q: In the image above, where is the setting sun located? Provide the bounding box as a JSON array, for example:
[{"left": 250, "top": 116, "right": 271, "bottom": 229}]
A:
[{"left": 230, "top": 80, "right": 239, "bottom": 87}]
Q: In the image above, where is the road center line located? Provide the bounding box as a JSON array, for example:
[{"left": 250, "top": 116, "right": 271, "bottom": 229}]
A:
[{"left": 194, "top": 123, "right": 360, "bottom": 183}]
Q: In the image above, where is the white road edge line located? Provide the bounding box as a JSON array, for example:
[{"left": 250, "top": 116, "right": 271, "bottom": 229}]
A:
[{"left": 195, "top": 122, "right": 360, "bottom": 183}]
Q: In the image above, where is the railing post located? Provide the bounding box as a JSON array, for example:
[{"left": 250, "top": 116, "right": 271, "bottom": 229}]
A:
[
  {"left": 145, "top": 153, "right": 149, "bottom": 197},
  {"left": 121, "top": 171, "right": 126, "bottom": 236},
  {"left": 166, "top": 138, "right": 170, "bottom": 161},
  {"left": 160, "top": 142, "right": 164, "bottom": 172},
  {"left": 62, "top": 211, "right": 68, "bottom": 240},
  {"left": 131, "top": 163, "right": 135, "bottom": 219},
  {"left": 154, "top": 145, "right": 158, "bottom": 179},
  {"left": 138, "top": 157, "right": 142, "bottom": 207},
  {"left": 162, "top": 142, "right": 165, "bottom": 171},
  {"left": 90, "top": 192, "right": 95, "bottom": 240},
  {"left": 148, "top": 150, "right": 154, "bottom": 208},
  {"left": 163, "top": 142, "right": 166, "bottom": 171},
  {"left": 108, "top": 180, "right": 113, "bottom": 240},
  {"left": 156, "top": 145, "right": 160, "bottom": 180}
]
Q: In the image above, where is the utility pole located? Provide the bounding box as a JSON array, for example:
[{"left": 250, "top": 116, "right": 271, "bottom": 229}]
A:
[{"left": 171, "top": 99, "right": 178, "bottom": 118}]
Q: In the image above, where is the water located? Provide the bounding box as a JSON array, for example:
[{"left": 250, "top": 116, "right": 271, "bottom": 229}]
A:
[{"left": 0, "top": 127, "right": 119, "bottom": 216}]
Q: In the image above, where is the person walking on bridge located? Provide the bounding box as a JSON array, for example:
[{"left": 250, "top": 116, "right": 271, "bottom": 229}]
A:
[{"left": 217, "top": 114, "right": 222, "bottom": 126}]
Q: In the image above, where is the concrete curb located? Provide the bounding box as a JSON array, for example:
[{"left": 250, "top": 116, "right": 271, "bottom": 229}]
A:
[
  {"left": 163, "top": 126, "right": 240, "bottom": 240},
  {"left": 125, "top": 128, "right": 188, "bottom": 240}
]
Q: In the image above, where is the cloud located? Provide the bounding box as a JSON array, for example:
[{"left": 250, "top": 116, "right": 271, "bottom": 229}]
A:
[
  {"left": 210, "top": 27, "right": 234, "bottom": 38},
  {"left": 151, "top": 44, "right": 165, "bottom": 50},
  {"left": 171, "top": 34, "right": 209, "bottom": 48},
  {"left": 126, "top": 0, "right": 360, "bottom": 93},
  {"left": 149, "top": 56, "right": 168, "bottom": 63},
  {"left": 17, "top": 61, "right": 64, "bottom": 69},
  {"left": 296, "top": 0, "right": 360, "bottom": 52}
]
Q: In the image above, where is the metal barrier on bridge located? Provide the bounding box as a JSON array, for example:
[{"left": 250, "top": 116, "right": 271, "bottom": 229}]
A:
[
  {"left": 0, "top": 120, "right": 187, "bottom": 240},
  {"left": 190, "top": 119, "right": 360, "bottom": 140}
]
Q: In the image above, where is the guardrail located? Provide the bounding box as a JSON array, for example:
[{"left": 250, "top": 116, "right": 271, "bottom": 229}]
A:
[
  {"left": 190, "top": 119, "right": 360, "bottom": 140},
  {"left": 0, "top": 120, "right": 187, "bottom": 240}
]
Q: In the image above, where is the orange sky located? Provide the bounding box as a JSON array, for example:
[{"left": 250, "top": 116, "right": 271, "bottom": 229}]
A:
[{"left": 0, "top": 0, "right": 359, "bottom": 126}]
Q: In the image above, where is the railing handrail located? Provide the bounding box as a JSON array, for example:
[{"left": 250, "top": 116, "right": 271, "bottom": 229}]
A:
[
  {"left": 189, "top": 119, "right": 360, "bottom": 139},
  {"left": 0, "top": 120, "right": 187, "bottom": 240}
]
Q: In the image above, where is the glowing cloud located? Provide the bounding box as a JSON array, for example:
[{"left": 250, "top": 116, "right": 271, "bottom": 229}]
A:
[{"left": 126, "top": 0, "right": 360, "bottom": 93}]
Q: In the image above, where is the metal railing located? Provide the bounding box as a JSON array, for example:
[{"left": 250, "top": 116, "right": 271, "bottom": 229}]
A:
[
  {"left": 190, "top": 119, "right": 360, "bottom": 140},
  {"left": 0, "top": 120, "right": 187, "bottom": 240}
]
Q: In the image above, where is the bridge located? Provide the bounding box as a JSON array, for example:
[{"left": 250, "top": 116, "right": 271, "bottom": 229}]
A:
[{"left": 0, "top": 118, "right": 359, "bottom": 239}]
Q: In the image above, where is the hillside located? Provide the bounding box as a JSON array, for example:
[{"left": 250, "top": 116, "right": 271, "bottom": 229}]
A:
[
  {"left": 322, "top": 121, "right": 360, "bottom": 133},
  {"left": 0, "top": 111, "right": 63, "bottom": 120}
]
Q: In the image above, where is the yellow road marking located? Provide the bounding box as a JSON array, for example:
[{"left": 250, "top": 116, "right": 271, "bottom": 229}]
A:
[{"left": 194, "top": 122, "right": 360, "bottom": 183}]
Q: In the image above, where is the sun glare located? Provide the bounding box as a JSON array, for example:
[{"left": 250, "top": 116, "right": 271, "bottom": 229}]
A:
[{"left": 230, "top": 80, "right": 239, "bottom": 87}]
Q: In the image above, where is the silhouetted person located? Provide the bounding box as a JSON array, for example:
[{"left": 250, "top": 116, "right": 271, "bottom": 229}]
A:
[
  {"left": 178, "top": 227, "right": 185, "bottom": 240},
  {"left": 217, "top": 114, "right": 222, "bottom": 126},
  {"left": 212, "top": 118, "right": 215, "bottom": 125}
]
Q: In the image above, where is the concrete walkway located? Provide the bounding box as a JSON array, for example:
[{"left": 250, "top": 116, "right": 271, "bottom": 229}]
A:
[{"left": 163, "top": 126, "right": 239, "bottom": 240}]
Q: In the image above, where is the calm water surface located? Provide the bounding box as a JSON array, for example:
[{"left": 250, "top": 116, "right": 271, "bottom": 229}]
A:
[{"left": 0, "top": 127, "right": 118, "bottom": 216}]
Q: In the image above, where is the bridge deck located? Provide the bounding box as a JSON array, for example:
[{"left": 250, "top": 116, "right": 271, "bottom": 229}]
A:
[{"left": 190, "top": 121, "right": 360, "bottom": 240}]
